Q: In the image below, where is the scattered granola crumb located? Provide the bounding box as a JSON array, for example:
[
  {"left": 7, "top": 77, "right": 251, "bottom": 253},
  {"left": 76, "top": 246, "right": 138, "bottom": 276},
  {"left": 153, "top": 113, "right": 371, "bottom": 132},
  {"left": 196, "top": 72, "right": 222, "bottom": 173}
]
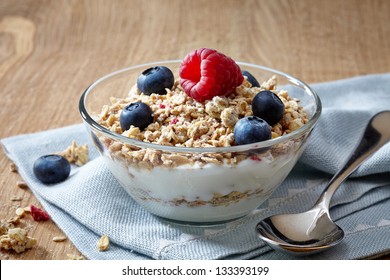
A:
[
  {"left": 67, "top": 253, "right": 85, "bottom": 260},
  {"left": 15, "top": 208, "right": 25, "bottom": 217},
  {"left": 7, "top": 216, "right": 21, "bottom": 225},
  {"left": 97, "top": 235, "right": 110, "bottom": 251},
  {"left": 30, "top": 205, "right": 50, "bottom": 221},
  {"left": 0, "top": 253, "right": 9, "bottom": 259},
  {"left": 58, "top": 140, "right": 89, "bottom": 166},
  {"left": 16, "top": 181, "right": 28, "bottom": 189},
  {"left": 10, "top": 195, "right": 23, "bottom": 202},
  {"left": 0, "top": 227, "right": 37, "bottom": 253},
  {"left": 0, "top": 222, "right": 9, "bottom": 235},
  {"left": 9, "top": 163, "right": 18, "bottom": 173},
  {"left": 52, "top": 236, "right": 67, "bottom": 242}
]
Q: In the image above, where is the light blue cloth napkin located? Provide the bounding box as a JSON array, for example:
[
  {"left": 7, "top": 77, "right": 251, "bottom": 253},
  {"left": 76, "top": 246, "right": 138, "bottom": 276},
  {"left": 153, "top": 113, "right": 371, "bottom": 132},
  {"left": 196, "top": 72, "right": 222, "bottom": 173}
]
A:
[{"left": 1, "top": 73, "right": 390, "bottom": 260}]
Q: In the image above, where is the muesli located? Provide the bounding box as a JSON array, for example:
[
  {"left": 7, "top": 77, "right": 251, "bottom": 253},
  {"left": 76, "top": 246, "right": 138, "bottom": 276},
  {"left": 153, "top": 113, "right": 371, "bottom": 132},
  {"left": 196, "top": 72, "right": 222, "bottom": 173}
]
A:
[
  {"left": 98, "top": 75, "right": 307, "bottom": 168},
  {"left": 89, "top": 48, "right": 311, "bottom": 222}
]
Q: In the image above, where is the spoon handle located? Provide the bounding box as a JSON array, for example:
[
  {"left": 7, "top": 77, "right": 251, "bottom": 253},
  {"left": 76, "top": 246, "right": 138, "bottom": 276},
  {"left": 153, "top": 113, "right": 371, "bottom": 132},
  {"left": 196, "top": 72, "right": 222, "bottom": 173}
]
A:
[{"left": 317, "top": 110, "right": 390, "bottom": 209}]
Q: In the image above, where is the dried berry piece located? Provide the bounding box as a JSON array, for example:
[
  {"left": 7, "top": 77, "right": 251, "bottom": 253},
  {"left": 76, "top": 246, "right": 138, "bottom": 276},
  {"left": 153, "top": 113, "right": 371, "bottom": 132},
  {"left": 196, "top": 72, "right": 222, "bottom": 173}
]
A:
[{"left": 30, "top": 205, "right": 50, "bottom": 221}]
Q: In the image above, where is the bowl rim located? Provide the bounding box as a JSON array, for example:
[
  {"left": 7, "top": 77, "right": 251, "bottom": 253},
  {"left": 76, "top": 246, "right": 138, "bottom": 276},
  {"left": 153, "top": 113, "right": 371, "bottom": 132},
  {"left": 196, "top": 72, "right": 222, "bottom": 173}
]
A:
[{"left": 79, "top": 60, "right": 322, "bottom": 153}]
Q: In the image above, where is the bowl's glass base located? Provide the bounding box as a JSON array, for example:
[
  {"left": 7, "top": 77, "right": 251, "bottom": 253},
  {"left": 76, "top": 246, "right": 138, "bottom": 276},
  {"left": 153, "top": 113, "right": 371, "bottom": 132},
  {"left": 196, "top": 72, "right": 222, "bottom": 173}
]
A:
[{"left": 155, "top": 214, "right": 248, "bottom": 228}]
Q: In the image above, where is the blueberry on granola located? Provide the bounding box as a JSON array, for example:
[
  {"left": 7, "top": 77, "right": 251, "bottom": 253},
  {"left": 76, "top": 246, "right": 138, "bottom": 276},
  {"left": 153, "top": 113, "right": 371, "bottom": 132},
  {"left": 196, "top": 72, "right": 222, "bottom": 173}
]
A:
[
  {"left": 137, "top": 66, "right": 174, "bottom": 95},
  {"left": 33, "top": 155, "right": 71, "bottom": 184},
  {"left": 242, "top": 70, "right": 260, "bottom": 87},
  {"left": 120, "top": 101, "right": 154, "bottom": 131},
  {"left": 233, "top": 116, "right": 271, "bottom": 145},
  {"left": 252, "top": 90, "right": 285, "bottom": 125}
]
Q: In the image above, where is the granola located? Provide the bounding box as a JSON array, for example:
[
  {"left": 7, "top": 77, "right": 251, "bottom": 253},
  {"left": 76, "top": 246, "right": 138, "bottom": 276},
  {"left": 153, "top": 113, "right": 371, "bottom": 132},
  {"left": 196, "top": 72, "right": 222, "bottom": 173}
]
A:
[
  {"left": 10, "top": 195, "right": 23, "bottom": 202},
  {"left": 15, "top": 208, "right": 25, "bottom": 217},
  {"left": 67, "top": 253, "right": 86, "bottom": 260},
  {"left": 0, "top": 226, "right": 37, "bottom": 253},
  {"left": 169, "top": 188, "right": 274, "bottom": 207},
  {"left": 97, "top": 235, "right": 110, "bottom": 251},
  {"left": 16, "top": 180, "right": 28, "bottom": 189},
  {"left": 97, "top": 76, "right": 308, "bottom": 168},
  {"left": 57, "top": 140, "right": 89, "bottom": 166},
  {"left": 9, "top": 162, "right": 17, "bottom": 172},
  {"left": 52, "top": 236, "right": 67, "bottom": 242}
]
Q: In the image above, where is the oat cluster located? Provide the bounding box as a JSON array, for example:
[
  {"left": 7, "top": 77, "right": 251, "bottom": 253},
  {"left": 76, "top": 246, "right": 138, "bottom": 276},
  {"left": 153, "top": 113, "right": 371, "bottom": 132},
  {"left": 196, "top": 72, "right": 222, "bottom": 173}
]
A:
[
  {"left": 96, "top": 76, "right": 308, "bottom": 168},
  {"left": 0, "top": 222, "right": 37, "bottom": 253},
  {"left": 57, "top": 140, "right": 89, "bottom": 166}
]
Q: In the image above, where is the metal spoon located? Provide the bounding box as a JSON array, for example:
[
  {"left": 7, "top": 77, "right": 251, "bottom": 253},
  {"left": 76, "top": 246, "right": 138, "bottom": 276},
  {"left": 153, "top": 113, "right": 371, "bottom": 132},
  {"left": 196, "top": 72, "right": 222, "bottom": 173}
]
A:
[{"left": 256, "top": 110, "right": 390, "bottom": 256}]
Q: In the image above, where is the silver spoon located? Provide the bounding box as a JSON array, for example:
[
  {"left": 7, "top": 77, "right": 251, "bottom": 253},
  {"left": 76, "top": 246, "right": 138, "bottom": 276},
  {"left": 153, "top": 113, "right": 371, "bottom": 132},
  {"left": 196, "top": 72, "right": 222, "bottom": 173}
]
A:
[{"left": 256, "top": 110, "right": 390, "bottom": 256}]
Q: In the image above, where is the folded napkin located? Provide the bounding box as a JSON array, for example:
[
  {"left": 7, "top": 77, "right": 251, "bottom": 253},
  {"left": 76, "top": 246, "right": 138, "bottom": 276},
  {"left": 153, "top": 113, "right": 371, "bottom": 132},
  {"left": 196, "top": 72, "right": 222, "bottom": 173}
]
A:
[{"left": 2, "top": 73, "right": 390, "bottom": 260}]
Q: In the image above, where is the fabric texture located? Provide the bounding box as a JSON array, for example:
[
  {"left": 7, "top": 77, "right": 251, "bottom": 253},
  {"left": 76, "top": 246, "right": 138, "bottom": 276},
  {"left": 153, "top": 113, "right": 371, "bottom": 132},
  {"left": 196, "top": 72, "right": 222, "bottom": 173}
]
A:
[{"left": 1, "top": 73, "right": 390, "bottom": 260}]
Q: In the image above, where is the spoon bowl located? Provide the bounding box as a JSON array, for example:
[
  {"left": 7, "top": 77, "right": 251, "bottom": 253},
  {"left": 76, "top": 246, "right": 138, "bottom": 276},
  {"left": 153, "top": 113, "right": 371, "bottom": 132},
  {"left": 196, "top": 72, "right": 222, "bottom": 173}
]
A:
[
  {"left": 256, "top": 208, "right": 344, "bottom": 256},
  {"left": 256, "top": 111, "right": 390, "bottom": 256}
]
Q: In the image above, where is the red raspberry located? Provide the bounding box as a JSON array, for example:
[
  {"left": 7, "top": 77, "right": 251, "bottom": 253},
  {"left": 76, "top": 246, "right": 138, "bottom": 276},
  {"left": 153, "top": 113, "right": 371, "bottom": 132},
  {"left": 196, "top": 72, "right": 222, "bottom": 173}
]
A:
[{"left": 179, "top": 48, "right": 244, "bottom": 102}]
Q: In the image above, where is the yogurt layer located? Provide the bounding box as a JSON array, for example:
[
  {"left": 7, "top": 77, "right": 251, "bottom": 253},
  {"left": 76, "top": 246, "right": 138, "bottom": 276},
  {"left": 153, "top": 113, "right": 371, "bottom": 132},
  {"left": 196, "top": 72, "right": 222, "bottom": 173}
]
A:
[{"left": 103, "top": 147, "right": 301, "bottom": 222}]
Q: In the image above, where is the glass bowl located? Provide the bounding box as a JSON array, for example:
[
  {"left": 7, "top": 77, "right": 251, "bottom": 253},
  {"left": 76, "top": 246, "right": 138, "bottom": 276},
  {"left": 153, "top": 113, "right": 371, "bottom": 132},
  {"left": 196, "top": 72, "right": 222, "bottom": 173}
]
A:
[{"left": 79, "top": 60, "right": 321, "bottom": 224}]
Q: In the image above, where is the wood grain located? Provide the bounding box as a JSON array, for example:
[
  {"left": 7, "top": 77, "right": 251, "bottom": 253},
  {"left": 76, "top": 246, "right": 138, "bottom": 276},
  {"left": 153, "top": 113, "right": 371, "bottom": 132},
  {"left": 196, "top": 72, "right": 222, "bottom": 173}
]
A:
[{"left": 1, "top": 0, "right": 389, "bottom": 260}]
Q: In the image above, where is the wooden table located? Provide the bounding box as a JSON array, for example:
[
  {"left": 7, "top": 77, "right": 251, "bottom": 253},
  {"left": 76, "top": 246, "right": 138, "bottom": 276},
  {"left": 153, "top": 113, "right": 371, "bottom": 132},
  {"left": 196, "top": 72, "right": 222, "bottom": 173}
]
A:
[{"left": 1, "top": 0, "right": 389, "bottom": 260}]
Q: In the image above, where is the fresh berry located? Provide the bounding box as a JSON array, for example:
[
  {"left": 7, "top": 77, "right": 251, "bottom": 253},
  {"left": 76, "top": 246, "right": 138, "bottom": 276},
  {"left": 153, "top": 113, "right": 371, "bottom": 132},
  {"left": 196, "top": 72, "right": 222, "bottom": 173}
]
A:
[
  {"left": 252, "top": 90, "right": 285, "bottom": 126},
  {"left": 233, "top": 116, "right": 271, "bottom": 145},
  {"left": 33, "top": 155, "right": 71, "bottom": 184},
  {"left": 179, "top": 48, "right": 244, "bottom": 102},
  {"left": 137, "top": 66, "right": 174, "bottom": 95},
  {"left": 120, "top": 101, "right": 154, "bottom": 131},
  {"left": 242, "top": 70, "right": 260, "bottom": 87},
  {"left": 30, "top": 205, "right": 50, "bottom": 221}
]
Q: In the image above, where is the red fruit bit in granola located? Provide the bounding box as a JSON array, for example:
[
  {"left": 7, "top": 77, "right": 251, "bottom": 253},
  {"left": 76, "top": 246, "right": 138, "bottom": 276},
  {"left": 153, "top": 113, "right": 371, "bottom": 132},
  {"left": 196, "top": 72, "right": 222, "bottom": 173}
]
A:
[
  {"left": 30, "top": 205, "right": 50, "bottom": 221},
  {"left": 159, "top": 104, "right": 166, "bottom": 109},
  {"left": 170, "top": 118, "right": 179, "bottom": 125},
  {"left": 250, "top": 155, "right": 262, "bottom": 161}
]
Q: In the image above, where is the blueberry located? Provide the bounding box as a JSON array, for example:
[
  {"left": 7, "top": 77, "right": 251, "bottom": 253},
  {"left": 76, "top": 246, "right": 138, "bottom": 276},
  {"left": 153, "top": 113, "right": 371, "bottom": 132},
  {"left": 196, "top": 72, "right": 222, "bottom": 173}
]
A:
[
  {"left": 252, "top": 90, "right": 285, "bottom": 126},
  {"left": 233, "top": 116, "right": 271, "bottom": 145},
  {"left": 120, "top": 101, "right": 154, "bottom": 131},
  {"left": 242, "top": 70, "right": 260, "bottom": 87},
  {"left": 137, "top": 66, "right": 174, "bottom": 95},
  {"left": 33, "top": 155, "right": 71, "bottom": 184}
]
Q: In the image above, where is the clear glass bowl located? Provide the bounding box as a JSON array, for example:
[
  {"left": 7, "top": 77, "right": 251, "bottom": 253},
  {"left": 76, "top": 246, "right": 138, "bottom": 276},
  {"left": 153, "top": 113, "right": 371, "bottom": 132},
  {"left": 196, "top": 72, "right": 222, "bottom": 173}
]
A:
[{"left": 79, "top": 60, "right": 322, "bottom": 224}]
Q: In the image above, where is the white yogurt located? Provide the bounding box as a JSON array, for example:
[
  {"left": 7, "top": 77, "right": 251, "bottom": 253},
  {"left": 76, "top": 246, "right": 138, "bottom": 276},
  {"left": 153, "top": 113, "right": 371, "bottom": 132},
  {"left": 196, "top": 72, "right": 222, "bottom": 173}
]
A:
[{"left": 104, "top": 149, "right": 301, "bottom": 223}]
